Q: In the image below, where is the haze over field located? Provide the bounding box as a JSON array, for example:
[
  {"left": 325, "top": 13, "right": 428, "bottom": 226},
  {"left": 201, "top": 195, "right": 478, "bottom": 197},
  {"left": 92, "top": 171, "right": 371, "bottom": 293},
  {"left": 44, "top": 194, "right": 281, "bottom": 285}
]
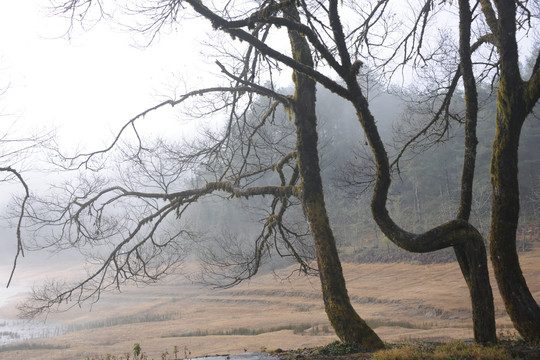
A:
[
  {"left": 1, "top": 245, "right": 539, "bottom": 360},
  {"left": 0, "top": 0, "right": 539, "bottom": 358}
]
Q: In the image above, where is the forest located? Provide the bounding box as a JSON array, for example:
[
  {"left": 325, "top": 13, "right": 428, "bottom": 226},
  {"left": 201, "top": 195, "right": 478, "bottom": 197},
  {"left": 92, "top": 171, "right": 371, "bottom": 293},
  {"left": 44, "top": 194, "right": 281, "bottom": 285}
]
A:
[{"left": 187, "top": 82, "right": 540, "bottom": 265}]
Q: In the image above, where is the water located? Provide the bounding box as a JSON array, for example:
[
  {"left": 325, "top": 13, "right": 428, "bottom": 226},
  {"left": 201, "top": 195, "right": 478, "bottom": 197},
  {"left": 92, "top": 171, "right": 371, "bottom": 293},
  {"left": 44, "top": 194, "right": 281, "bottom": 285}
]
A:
[{"left": 0, "top": 319, "right": 66, "bottom": 346}]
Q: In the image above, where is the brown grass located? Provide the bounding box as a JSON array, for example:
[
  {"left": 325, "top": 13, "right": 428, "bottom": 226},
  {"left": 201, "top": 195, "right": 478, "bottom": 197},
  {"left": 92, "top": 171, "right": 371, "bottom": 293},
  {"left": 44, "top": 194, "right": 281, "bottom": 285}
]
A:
[
  {"left": 1, "top": 244, "right": 539, "bottom": 360},
  {"left": 370, "top": 342, "right": 514, "bottom": 360}
]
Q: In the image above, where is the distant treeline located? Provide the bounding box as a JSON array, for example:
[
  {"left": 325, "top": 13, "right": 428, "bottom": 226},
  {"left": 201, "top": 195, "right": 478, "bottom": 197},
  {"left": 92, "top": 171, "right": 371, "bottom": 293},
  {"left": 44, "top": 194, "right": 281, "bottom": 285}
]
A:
[{"left": 186, "top": 85, "right": 540, "bottom": 265}]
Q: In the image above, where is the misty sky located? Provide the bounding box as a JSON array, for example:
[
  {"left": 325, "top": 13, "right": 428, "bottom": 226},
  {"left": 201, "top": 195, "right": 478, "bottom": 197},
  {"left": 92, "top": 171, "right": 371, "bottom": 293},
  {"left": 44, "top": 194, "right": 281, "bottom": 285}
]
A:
[
  {"left": 0, "top": 1, "right": 222, "bottom": 150},
  {"left": 0, "top": 1, "right": 214, "bottom": 281}
]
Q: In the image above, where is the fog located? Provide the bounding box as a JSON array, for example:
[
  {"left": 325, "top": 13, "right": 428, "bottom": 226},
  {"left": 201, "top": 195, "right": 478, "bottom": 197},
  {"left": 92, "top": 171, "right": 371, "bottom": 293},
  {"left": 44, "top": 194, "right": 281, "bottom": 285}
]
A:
[{"left": 0, "top": 1, "right": 539, "bottom": 359}]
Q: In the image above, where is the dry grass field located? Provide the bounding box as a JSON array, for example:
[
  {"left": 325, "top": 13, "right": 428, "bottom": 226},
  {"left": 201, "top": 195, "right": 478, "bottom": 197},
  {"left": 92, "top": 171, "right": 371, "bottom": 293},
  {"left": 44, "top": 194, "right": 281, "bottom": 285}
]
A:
[{"left": 1, "top": 244, "right": 539, "bottom": 360}]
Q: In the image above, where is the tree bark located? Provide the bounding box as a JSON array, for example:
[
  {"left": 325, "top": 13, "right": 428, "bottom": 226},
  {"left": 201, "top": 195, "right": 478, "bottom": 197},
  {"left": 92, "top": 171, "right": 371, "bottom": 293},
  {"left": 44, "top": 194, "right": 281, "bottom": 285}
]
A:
[
  {"left": 454, "top": 0, "right": 497, "bottom": 345},
  {"left": 487, "top": 0, "right": 540, "bottom": 342},
  {"left": 286, "top": 6, "right": 384, "bottom": 349},
  {"left": 490, "top": 103, "right": 540, "bottom": 341},
  {"left": 345, "top": 76, "right": 496, "bottom": 344}
]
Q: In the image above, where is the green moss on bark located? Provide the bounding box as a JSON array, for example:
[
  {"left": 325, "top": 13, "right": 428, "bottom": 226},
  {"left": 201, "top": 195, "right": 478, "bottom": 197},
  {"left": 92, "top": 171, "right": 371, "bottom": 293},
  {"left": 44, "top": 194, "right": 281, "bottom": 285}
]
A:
[{"left": 285, "top": 3, "right": 384, "bottom": 349}]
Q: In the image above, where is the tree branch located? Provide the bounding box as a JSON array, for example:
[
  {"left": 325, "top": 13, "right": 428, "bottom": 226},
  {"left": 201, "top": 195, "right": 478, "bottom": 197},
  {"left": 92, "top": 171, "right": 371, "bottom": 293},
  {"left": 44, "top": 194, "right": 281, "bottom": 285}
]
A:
[
  {"left": 184, "top": 0, "right": 349, "bottom": 99},
  {"left": 3, "top": 167, "right": 29, "bottom": 288}
]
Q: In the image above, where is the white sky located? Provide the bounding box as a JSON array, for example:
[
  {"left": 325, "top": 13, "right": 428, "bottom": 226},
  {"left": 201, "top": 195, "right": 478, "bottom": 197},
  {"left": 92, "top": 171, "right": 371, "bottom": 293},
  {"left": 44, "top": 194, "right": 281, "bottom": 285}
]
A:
[
  {"left": 0, "top": 0, "right": 221, "bottom": 151},
  {"left": 0, "top": 1, "right": 536, "bottom": 157},
  {"left": 0, "top": 1, "right": 224, "bottom": 271},
  {"left": 0, "top": 1, "right": 296, "bottom": 270}
]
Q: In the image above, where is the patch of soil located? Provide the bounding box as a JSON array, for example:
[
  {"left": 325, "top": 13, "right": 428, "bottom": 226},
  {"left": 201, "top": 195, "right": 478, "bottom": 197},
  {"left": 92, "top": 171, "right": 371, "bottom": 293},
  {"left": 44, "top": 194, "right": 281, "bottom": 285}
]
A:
[{"left": 273, "top": 347, "right": 373, "bottom": 360}]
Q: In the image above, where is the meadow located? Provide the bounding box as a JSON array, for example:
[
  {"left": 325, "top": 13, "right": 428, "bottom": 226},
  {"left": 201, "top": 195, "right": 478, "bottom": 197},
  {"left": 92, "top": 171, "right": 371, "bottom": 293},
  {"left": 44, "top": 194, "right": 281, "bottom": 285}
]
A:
[{"left": 1, "top": 244, "right": 539, "bottom": 360}]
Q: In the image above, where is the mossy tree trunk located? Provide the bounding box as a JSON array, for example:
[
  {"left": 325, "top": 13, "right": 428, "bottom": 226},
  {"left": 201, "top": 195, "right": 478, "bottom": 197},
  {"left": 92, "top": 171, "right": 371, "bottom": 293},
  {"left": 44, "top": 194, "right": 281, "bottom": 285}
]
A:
[
  {"left": 453, "top": 0, "right": 497, "bottom": 345},
  {"left": 335, "top": 0, "right": 497, "bottom": 344},
  {"left": 285, "top": 5, "right": 384, "bottom": 349},
  {"left": 346, "top": 78, "right": 496, "bottom": 344},
  {"left": 490, "top": 93, "right": 540, "bottom": 341},
  {"left": 184, "top": 0, "right": 536, "bottom": 345},
  {"left": 486, "top": 0, "right": 540, "bottom": 341}
]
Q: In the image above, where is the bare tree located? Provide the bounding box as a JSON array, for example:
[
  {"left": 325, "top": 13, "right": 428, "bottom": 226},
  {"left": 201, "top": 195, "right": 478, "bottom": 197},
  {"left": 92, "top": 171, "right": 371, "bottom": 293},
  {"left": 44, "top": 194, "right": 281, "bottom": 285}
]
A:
[
  {"left": 19, "top": 8, "right": 384, "bottom": 345},
  {"left": 0, "top": 76, "right": 52, "bottom": 288},
  {"left": 20, "top": 0, "right": 540, "bottom": 344},
  {"left": 336, "top": 0, "right": 540, "bottom": 342},
  {"left": 482, "top": 0, "right": 540, "bottom": 341}
]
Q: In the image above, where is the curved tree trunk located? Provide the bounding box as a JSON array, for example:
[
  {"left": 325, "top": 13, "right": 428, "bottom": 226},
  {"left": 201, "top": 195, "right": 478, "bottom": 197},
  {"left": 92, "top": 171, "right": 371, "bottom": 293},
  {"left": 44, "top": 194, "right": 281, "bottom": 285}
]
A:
[
  {"left": 454, "top": 0, "right": 497, "bottom": 344},
  {"left": 286, "top": 6, "right": 384, "bottom": 349},
  {"left": 310, "top": 0, "right": 497, "bottom": 344},
  {"left": 345, "top": 77, "right": 496, "bottom": 344}
]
